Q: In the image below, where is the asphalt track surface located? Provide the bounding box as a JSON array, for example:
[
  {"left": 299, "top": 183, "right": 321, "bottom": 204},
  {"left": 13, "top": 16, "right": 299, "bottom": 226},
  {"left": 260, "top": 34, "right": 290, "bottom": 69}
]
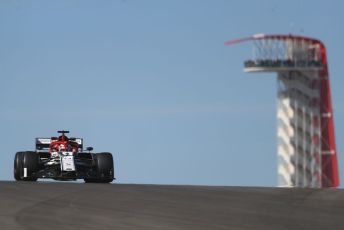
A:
[{"left": 1, "top": 182, "right": 344, "bottom": 230}]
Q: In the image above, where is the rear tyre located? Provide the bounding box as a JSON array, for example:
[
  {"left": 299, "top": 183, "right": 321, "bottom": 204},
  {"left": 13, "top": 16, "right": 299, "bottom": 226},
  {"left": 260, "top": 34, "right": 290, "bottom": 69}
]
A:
[
  {"left": 84, "top": 152, "right": 114, "bottom": 183},
  {"left": 14, "top": 152, "right": 24, "bottom": 181},
  {"left": 22, "top": 151, "right": 39, "bottom": 181}
]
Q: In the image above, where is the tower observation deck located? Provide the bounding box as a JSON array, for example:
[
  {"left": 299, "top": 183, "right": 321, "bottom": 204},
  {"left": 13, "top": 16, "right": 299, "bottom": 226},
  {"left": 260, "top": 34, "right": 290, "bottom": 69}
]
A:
[{"left": 226, "top": 34, "right": 339, "bottom": 188}]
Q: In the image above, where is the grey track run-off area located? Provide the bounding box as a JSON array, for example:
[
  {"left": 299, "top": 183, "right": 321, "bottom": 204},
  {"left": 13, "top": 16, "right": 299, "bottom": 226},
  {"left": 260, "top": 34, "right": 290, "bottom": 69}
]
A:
[{"left": 1, "top": 181, "right": 344, "bottom": 230}]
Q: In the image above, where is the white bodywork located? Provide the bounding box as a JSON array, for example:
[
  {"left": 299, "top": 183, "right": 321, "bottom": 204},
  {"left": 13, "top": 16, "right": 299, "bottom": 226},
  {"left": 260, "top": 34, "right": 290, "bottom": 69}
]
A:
[
  {"left": 61, "top": 155, "right": 76, "bottom": 172},
  {"left": 46, "top": 151, "right": 76, "bottom": 172}
]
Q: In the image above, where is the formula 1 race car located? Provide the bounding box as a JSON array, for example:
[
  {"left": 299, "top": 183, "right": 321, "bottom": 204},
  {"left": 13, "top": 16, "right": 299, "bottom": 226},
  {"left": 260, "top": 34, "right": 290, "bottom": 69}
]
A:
[{"left": 14, "top": 131, "right": 114, "bottom": 183}]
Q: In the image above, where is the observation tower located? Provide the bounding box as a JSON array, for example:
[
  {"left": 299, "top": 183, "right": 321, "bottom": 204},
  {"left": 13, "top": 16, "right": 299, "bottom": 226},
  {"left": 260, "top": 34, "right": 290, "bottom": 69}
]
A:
[{"left": 226, "top": 34, "right": 339, "bottom": 188}]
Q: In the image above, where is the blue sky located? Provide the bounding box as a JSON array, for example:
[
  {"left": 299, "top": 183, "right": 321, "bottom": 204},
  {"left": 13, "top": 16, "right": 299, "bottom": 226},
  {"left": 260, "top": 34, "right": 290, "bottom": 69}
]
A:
[{"left": 1, "top": 0, "right": 343, "bottom": 186}]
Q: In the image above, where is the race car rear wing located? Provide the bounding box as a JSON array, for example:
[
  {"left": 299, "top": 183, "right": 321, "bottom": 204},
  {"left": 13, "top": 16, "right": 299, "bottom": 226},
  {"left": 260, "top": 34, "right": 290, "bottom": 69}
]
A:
[{"left": 35, "top": 138, "right": 83, "bottom": 151}]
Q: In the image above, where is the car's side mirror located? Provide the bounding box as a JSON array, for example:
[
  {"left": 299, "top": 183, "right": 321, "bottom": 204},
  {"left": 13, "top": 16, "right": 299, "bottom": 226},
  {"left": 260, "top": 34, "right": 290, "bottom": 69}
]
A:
[{"left": 86, "top": 147, "right": 93, "bottom": 152}]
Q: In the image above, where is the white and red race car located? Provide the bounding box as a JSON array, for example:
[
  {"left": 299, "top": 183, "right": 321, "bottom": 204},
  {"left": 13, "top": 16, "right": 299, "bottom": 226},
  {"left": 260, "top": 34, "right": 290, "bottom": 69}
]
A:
[{"left": 14, "top": 131, "right": 114, "bottom": 183}]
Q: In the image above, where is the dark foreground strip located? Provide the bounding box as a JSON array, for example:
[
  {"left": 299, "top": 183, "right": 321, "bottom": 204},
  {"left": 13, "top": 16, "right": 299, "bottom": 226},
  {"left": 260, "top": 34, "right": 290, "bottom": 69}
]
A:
[{"left": 1, "top": 181, "right": 344, "bottom": 230}]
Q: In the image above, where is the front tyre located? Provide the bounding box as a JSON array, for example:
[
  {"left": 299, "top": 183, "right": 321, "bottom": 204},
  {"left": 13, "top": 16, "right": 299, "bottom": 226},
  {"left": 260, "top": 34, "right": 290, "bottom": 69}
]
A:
[
  {"left": 85, "top": 152, "right": 114, "bottom": 183},
  {"left": 22, "top": 152, "right": 39, "bottom": 181},
  {"left": 14, "top": 151, "right": 39, "bottom": 181},
  {"left": 14, "top": 152, "right": 24, "bottom": 181}
]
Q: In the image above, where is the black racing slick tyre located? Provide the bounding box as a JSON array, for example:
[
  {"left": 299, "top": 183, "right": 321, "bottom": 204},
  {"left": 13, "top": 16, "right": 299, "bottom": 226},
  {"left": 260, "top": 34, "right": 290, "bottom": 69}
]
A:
[
  {"left": 85, "top": 152, "right": 114, "bottom": 183},
  {"left": 14, "top": 151, "right": 39, "bottom": 181},
  {"left": 22, "top": 151, "right": 39, "bottom": 181},
  {"left": 14, "top": 152, "right": 24, "bottom": 181}
]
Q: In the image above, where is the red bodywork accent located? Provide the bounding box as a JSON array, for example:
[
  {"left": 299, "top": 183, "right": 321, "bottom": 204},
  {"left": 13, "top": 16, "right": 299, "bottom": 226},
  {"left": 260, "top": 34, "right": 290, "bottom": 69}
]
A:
[
  {"left": 225, "top": 34, "right": 339, "bottom": 187},
  {"left": 49, "top": 136, "right": 78, "bottom": 153}
]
